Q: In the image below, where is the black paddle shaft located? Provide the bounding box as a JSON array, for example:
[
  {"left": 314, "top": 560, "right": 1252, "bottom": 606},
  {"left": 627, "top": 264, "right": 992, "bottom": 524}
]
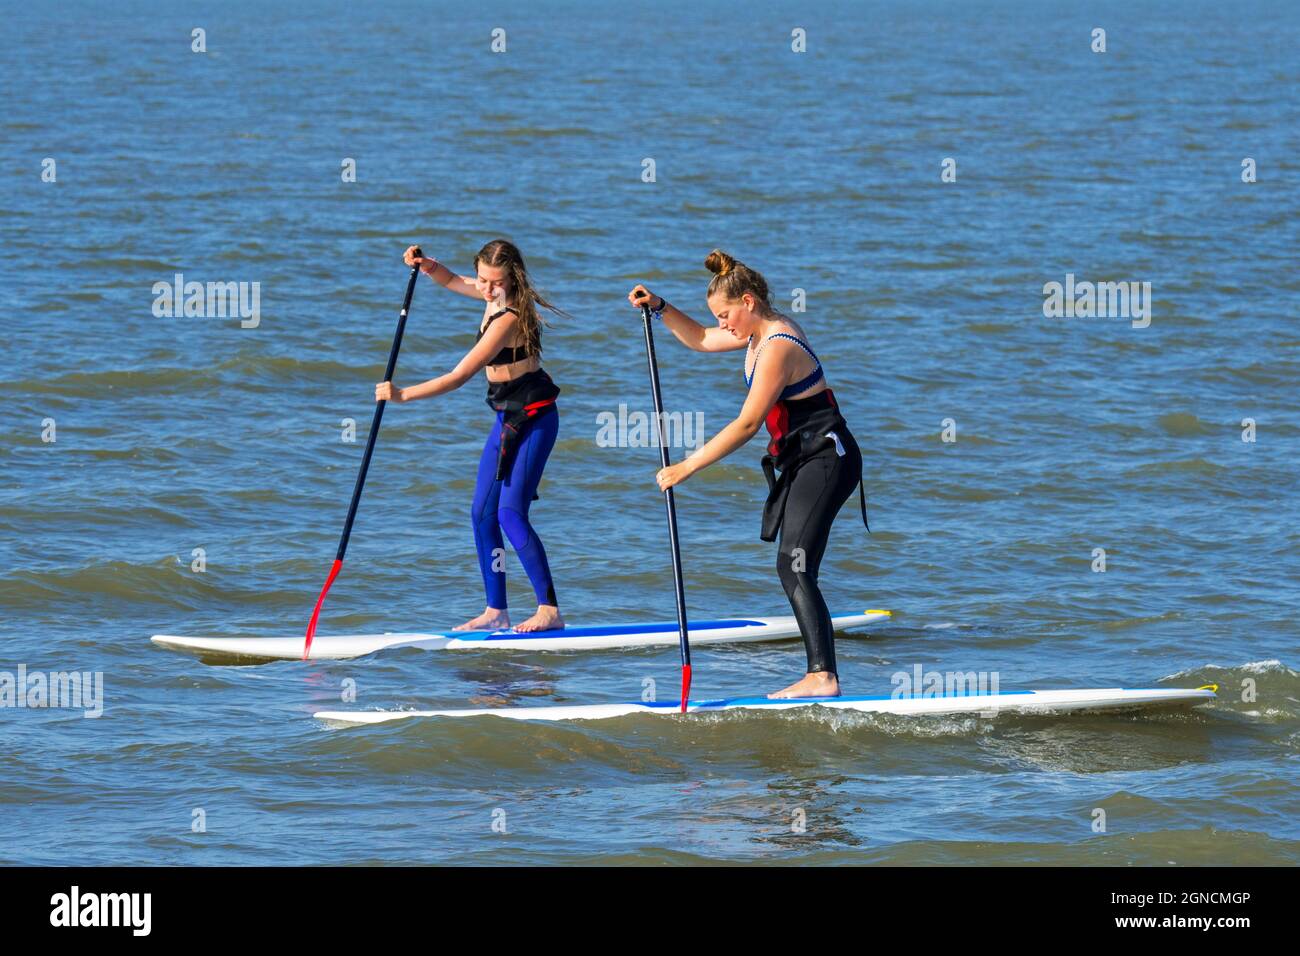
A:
[
  {"left": 640, "top": 304, "right": 691, "bottom": 670},
  {"left": 334, "top": 254, "right": 423, "bottom": 560}
]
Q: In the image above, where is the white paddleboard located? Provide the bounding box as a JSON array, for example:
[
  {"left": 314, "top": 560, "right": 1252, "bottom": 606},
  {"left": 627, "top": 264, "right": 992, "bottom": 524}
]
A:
[
  {"left": 151, "top": 610, "right": 892, "bottom": 662},
  {"left": 314, "top": 686, "right": 1216, "bottom": 726}
]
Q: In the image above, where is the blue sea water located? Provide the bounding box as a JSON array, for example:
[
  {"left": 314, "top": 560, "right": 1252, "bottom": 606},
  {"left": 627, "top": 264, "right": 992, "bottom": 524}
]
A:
[{"left": 0, "top": 0, "right": 1297, "bottom": 864}]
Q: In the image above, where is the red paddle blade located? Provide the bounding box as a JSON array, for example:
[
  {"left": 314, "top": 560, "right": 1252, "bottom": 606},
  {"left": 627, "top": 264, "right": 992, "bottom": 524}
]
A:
[
  {"left": 679, "top": 664, "right": 692, "bottom": 713},
  {"left": 303, "top": 559, "right": 343, "bottom": 660}
]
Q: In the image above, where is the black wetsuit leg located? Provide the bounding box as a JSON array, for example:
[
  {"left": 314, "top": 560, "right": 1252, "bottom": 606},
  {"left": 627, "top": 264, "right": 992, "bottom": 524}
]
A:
[{"left": 775, "top": 431, "right": 863, "bottom": 675}]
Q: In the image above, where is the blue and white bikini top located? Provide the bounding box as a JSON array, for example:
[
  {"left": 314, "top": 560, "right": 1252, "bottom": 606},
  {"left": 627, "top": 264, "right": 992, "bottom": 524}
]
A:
[{"left": 743, "top": 332, "right": 825, "bottom": 399}]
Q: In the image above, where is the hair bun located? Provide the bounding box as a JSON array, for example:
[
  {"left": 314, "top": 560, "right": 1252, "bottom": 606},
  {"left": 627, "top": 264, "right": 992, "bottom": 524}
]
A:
[{"left": 704, "top": 249, "right": 735, "bottom": 276}]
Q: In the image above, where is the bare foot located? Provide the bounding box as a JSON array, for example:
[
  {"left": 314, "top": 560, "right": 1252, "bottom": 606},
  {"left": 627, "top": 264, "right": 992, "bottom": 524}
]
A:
[
  {"left": 768, "top": 672, "right": 840, "bottom": 699},
  {"left": 453, "top": 607, "right": 510, "bottom": 631},
  {"left": 513, "top": 605, "right": 563, "bottom": 633}
]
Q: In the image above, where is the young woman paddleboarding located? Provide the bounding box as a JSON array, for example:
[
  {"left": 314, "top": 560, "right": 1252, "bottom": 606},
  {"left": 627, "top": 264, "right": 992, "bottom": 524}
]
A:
[
  {"left": 376, "top": 239, "right": 565, "bottom": 633},
  {"left": 628, "top": 250, "right": 868, "bottom": 698}
]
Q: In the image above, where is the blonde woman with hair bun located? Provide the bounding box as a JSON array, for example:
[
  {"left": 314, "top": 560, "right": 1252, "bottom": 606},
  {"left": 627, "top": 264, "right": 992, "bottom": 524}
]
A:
[{"left": 628, "top": 250, "right": 868, "bottom": 699}]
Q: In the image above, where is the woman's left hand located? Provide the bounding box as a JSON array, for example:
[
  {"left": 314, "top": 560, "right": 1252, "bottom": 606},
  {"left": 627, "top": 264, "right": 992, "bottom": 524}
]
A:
[
  {"left": 375, "top": 381, "right": 405, "bottom": 403},
  {"left": 656, "top": 461, "right": 694, "bottom": 491}
]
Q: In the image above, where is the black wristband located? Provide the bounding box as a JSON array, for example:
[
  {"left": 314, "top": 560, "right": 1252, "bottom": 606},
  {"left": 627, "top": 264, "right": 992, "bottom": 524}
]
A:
[{"left": 653, "top": 296, "right": 667, "bottom": 313}]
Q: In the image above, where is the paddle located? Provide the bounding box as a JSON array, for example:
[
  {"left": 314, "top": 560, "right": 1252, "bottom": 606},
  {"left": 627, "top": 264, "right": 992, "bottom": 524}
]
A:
[
  {"left": 639, "top": 303, "right": 692, "bottom": 711},
  {"left": 303, "top": 250, "right": 423, "bottom": 660}
]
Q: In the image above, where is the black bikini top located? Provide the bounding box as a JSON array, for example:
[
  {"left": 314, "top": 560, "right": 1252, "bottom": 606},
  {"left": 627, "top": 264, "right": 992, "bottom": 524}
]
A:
[{"left": 476, "top": 307, "right": 532, "bottom": 366}]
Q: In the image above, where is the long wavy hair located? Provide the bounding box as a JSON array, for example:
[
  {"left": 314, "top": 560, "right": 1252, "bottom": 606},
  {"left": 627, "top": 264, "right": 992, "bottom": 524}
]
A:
[{"left": 474, "top": 239, "right": 566, "bottom": 357}]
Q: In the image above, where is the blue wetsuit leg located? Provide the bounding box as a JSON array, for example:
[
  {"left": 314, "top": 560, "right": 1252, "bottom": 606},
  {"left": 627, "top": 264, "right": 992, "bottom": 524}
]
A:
[
  {"left": 470, "top": 415, "right": 509, "bottom": 609},
  {"left": 497, "top": 409, "right": 560, "bottom": 606}
]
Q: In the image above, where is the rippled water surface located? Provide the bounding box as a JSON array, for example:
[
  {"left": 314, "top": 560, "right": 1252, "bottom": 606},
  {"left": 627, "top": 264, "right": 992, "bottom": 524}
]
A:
[{"left": 1, "top": 0, "right": 1297, "bottom": 864}]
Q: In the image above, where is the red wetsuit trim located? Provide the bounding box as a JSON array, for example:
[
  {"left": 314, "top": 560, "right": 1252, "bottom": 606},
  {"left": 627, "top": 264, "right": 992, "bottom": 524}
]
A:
[
  {"left": 764, "top": 389, "right": 837, "bottom": 456},
  {"left": 523, "top": 398, "right": 556, "bottom": 416},
  {"left": 764, "top": 401, "right": 790, "bottom": 456}
]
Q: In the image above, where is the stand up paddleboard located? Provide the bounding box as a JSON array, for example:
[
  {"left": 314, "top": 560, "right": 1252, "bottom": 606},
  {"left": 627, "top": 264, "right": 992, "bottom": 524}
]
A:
[
  {"left": 151, "top": 609, "right": 892, "bottom": 663},
  {"left": 314, "top": 686, "right": 1217, "bottom": 726}
]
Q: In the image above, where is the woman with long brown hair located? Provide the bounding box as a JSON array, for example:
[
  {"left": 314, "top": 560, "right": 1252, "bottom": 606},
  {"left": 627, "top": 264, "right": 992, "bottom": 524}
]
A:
[
  {"left": 376, "top": 239, "right": 565, "bottom": 633},
  {"left": 628, "top": 251, "right": 868, "bottom": 697}
]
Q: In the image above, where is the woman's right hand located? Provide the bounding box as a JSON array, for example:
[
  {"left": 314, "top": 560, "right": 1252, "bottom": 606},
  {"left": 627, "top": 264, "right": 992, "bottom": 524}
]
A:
[
  {"left": 404, "top": 245, "right": 436, "bottom": 274},
  {"left": 627, "top": 284, "right": 661, "bottom": 310}
]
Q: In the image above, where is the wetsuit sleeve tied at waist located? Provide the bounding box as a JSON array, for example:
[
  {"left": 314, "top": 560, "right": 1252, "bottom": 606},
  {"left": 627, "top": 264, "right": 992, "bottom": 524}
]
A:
[
  {"left": 759, "top": 434, "right": 870, "bottom": 543},
  {"left": 486, "top": 370, "right": 560, "bottom": 482}
]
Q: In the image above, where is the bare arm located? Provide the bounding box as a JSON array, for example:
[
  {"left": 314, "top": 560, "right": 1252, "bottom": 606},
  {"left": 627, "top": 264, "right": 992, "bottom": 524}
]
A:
[
  {"left": 422, "top": 259, "right": 481, "bottom": 299},
  {"left": 627, "top": 284, "right": 747, "bottom": 353},
  {"left": 378, "top": 313, "right": 519, "bottom": 403},
  {"left": 660, "top": 340, "right": 793, "bottom": 486},
  {"left": 661, "top": 301, "right": 749, "bottom": 353},
  {"left": 404, "top": 246, "right": 480, "bottom": 299}
]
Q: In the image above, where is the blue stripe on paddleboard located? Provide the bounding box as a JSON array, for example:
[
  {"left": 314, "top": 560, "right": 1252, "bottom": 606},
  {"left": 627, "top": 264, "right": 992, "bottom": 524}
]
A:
[
  {"left": 638, "top": 690, "right": 1038, "bottom": 708},
  {"left": 450, "top": 618, "right": 768, "bottom": 642}
]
